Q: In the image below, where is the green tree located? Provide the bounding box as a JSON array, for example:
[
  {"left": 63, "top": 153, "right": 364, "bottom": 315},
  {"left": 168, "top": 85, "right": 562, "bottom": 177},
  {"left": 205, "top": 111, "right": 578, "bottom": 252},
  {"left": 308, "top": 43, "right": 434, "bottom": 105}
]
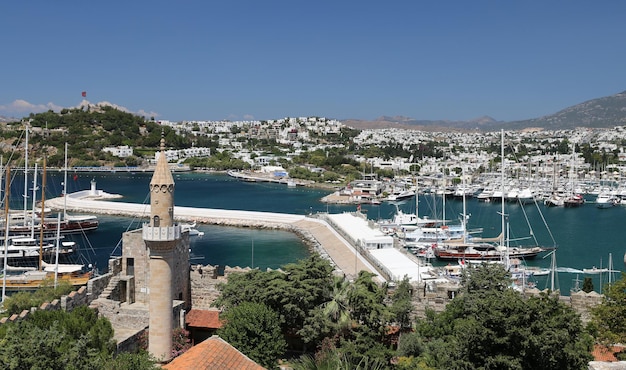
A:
[
  {"left": 299, "top": 275, "right": 353, "bottom": 348},
  {"left": 340, "top": 271, "right": 395, "bottom": 365},
  {"left": 589, "top": 272, "right": 626, "bottom": 346},
  {"left": 291, "top": 339, "right": 388, "bottom": 370},
  {"left": 416, "top": 263, "right": 593, "bottom": 369},
  {"left": 214, "top": 255, "right": 334, "bottom": 338},
  {"left": 582, "top": 277, "right": 594, "bottom": 293},
  {"left": 217, "top": 302, "right": 286, "bottom": 369},
  {"left": 102, "top": 351, "right": 156, "bottom": 370},
  {"left": 0, "top": 306, "right": 121, "bottom": 369},
  {"left": 389, "top": 277, "right": 414, "bottom": 330}
]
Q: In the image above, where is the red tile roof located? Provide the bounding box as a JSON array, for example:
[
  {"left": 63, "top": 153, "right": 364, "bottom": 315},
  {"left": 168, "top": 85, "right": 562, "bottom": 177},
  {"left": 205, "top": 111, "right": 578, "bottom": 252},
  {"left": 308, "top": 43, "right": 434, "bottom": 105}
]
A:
[
  {"left": 592, "top": 344, "right": 625, "bottom": 362},
  {"left": 163, "top": 335, "right": 265, "bottom": 370},
  {"left": 186, "top": 309, "right": 223, "bottom": 329}
]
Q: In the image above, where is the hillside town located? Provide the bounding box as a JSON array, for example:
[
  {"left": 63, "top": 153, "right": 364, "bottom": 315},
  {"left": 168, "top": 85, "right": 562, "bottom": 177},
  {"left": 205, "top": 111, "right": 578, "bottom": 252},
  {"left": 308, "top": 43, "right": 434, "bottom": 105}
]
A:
[{"left": 97, "top": 118, "right": 626, "bottom": 208}]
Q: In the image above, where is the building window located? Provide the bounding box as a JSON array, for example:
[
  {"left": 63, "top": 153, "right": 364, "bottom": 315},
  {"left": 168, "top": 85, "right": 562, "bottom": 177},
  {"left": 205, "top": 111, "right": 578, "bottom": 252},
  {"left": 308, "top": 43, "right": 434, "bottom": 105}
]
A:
[
  {"left": 153, "top": 215, "right": 160, "bottom": 227},
  {"left": 127, "top": 258, "right": 135, "bottom": 276}
]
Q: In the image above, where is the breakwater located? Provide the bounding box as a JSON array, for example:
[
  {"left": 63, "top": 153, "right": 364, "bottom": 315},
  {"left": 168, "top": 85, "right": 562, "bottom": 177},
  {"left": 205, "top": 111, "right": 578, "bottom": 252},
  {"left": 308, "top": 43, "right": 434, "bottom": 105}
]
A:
[{"left": 45, "top": 194, "right": 378, "bottom": 280}]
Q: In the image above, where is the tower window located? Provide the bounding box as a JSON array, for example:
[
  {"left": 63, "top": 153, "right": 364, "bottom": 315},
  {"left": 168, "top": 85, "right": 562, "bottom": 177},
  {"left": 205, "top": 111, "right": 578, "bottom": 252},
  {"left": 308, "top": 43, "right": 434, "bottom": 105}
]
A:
[{"left": 153, "top": 215, "right": 160, "bottom": 227}]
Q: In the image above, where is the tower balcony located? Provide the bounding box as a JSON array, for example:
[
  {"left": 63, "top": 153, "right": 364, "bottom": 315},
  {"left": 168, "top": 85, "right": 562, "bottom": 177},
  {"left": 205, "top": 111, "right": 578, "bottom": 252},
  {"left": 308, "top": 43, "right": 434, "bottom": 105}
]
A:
[{"left": 142, "top": 224, "right": 181, "bottom": 242}]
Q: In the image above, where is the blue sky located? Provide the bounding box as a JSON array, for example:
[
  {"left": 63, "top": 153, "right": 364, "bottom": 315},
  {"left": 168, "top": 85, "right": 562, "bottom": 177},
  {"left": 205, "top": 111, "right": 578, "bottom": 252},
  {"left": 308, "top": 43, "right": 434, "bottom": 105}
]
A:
[{"left": 1, "top": 1, "right": 625, "bottom": 123}]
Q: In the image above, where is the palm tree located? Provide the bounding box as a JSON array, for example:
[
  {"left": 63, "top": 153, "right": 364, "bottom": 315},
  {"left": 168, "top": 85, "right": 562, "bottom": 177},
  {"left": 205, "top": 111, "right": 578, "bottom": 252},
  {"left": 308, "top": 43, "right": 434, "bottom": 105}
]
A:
[{"left": 321, "top": 276, "right": 353, "bottom": 334}]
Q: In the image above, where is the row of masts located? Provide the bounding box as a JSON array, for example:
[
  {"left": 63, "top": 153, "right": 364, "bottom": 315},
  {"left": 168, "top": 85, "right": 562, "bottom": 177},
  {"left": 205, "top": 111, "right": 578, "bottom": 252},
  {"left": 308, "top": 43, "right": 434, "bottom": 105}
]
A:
[{"left": 1, "top": 125, "right": 73, "bottom": 301}]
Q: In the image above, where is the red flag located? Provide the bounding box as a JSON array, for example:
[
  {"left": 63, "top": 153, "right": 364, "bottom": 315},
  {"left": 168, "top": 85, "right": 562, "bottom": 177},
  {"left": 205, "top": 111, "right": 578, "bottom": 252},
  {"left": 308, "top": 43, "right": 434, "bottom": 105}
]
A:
[{"left": 81, "top": 91, "right": 87, "bottom": 97}]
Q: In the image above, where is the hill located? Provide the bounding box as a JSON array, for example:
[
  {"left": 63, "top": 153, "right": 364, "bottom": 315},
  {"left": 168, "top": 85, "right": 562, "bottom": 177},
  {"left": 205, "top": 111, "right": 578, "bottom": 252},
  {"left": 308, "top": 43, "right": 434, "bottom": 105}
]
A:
[
  {"left": 505, "top": 90, "right": 626, "bottom": 130},
  {"left": 0, "top": 107, "right": 215, "bottom": 168},
  {"left": 343, "top": 90, "right": 626, "bottom": 131}
]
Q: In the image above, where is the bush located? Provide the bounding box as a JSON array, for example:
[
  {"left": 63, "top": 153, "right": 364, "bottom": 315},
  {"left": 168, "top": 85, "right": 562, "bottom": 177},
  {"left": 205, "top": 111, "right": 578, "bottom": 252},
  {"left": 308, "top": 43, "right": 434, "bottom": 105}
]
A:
[{"left": 2, "top": 280, "right": 75, "bottom": 316}]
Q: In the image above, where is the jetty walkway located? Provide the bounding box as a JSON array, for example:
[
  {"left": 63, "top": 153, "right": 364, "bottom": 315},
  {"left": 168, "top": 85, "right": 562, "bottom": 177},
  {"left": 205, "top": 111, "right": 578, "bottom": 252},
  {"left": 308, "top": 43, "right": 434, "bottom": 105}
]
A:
[{"left": 45, "top": 193, "right": 377, "bottom": 280}]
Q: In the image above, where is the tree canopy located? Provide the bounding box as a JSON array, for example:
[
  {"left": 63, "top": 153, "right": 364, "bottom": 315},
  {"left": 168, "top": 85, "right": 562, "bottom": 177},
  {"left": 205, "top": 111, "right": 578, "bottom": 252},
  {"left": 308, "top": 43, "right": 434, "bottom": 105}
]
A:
[
  {"left": 213, "top": 257, "right": 597, "bottom": 369},
  {"left": 412, "top": 263, "right": 593, "bottom": 369},
  {"left": 589, "top": 272, "right": 626, "bottom": 346},
  {"left": 217, "top": 301, "right": 286, "bottom": 369},
  {"left": 0, "top": 306, "right": 156, "bottom": 369}
]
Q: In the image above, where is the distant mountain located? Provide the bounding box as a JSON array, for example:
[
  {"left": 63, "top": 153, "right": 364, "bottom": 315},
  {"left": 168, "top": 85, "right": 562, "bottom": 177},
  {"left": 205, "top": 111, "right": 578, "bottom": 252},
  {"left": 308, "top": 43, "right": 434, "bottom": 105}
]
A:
[
  {"left": 342, "top": 115, "right": 500, "bottom": 132},
  {"left": 505, "top": 91, "right": 626, "bottom": 130},
  {"left": 343, "top": 90, "right": 626, "bottom": 131}
]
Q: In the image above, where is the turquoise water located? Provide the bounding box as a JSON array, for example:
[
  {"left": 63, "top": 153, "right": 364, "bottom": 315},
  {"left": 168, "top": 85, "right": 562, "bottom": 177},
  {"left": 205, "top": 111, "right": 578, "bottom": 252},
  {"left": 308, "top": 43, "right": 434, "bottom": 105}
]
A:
[{"left": 10, "top": 171, "right": 626, "bottom": 295}]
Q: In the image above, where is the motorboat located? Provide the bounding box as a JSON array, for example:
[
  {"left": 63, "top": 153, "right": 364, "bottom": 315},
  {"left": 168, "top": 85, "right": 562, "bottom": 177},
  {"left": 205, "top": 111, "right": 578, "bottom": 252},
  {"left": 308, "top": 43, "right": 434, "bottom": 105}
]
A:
[
  {"left": 595, "top": 192, "right": 619, "bottom": 208},
  {"left": 181, "top": 221, "right": 205, "bottom": 237}
]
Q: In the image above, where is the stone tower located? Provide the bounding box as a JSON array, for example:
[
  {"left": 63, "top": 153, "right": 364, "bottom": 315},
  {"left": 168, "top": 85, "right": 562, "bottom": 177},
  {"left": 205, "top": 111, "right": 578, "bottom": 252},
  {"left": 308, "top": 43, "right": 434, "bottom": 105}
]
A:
[{"left": 143, "top": 136, "right": 180, "bottom": 362}]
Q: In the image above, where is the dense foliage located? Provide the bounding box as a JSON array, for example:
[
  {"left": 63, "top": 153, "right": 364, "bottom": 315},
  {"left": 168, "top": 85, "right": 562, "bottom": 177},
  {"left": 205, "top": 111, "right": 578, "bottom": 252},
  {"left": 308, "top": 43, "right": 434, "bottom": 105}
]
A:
[
  {"left": 589, "top": 272, "right": 626, "bottom": 346},
  {"left": 1, "top": 280, "right": 75, "bottom": 316},
  {"left": 0, "top": 306, "right": 156, "bottom": 369},
  {"left": 412, "top": 263, "right": 594, "bottom": 369},
  {"left": 217, "top": 302, "right": 286, "bottom": 368},
  {"left": 214, "top": 256, "right": 412, "bottom": 368},
  {"left": 213, "top": 257, "right": 598, "bottom": 369}
]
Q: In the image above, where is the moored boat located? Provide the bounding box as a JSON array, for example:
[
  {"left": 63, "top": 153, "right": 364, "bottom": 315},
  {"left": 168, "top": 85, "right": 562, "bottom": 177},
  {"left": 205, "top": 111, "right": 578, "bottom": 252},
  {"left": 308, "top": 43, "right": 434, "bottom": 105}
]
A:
[{"left": 595, "top": 192, "right": 619, "bottom": 208}]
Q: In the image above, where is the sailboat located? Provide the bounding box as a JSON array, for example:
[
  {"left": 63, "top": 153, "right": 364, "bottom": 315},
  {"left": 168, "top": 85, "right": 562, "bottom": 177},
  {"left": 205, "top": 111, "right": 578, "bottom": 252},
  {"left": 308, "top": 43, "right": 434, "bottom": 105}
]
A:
[
  {"left": 434, "top": 131, "right": 547, "bottom": 262},
  {"left": 1, "top": 139, "right": 98, "bottom": 238},
  {"left": 1, "top": 161, "right": 94, "bottom": 293},
  {"left": 563, "top": 143, "right": 585, "bottom": 208},
  {"left": 544, "top": 160, "right": 564, "bottom": 207},
  {"left": 55, "top": 142, "right": 99, "bottom": 233}
]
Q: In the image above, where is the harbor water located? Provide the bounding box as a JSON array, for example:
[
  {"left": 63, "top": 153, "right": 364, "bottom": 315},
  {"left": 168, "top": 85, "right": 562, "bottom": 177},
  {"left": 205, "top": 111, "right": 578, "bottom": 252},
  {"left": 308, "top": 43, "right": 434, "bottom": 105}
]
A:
[{"left": 10, "top": 171, "right": 626, "bottom": 295}]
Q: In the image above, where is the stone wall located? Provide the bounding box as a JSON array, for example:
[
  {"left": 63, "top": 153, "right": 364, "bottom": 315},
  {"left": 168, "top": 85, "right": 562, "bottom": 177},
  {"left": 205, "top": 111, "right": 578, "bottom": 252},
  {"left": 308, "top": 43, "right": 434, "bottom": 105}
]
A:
[
  {"left": 569, "top": 290, "right": 604, "bottom": 323},
  {"left": 0, "top": 279, "right": 108, "bottom": 325},
  {"left": 190, "top": 264, "right": 252, "bottom": 310}
]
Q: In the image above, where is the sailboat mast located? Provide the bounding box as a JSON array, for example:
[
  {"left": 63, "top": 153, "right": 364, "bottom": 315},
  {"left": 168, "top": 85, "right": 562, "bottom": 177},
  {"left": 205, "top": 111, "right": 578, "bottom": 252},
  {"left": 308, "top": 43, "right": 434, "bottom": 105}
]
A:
[
  {"left": 30, "top": 163, "right": 38, "bottom": 239},
  {"left": 501, "top": 130, "right": 505, "bottom": 246},
  {"left": 38, "top": 158, "right": 47, "bottom": 271},
  {"left": 23, "top": 122, "right": 29, "bottom": 225},
  {"left": 415, "top": 176, "right": 419, "bottom": 219},
  {"left": 442, "top": 166, "right": 446, "bottom": 225},
  {"left": 550, "top": 251, "right": 557, "bottom": 292},
  {"left": 2, "top": 166, "right": 11, "bottom": 302},
  {"left": 462, "top": 168, "right": 467, "bottom": 244},
  {"left": 63, "top": 142, "right": 68, "bottom": 220},
  {"left": 54, "top": 213, "right": 61, "bottom": 288}
]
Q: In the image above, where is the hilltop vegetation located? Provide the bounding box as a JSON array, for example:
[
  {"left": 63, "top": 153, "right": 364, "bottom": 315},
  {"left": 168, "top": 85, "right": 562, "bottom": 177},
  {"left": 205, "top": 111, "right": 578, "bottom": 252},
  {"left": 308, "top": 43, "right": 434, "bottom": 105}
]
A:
[{"left": 0, "top": 107, "right": 216, "bottom": 168}]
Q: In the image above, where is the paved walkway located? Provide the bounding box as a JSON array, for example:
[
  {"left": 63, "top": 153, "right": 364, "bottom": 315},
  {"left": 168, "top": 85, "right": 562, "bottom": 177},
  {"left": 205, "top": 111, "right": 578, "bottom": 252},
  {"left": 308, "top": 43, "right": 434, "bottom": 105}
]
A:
[{"left": 294, "top": 218, "right": 377, "bottom": 279}]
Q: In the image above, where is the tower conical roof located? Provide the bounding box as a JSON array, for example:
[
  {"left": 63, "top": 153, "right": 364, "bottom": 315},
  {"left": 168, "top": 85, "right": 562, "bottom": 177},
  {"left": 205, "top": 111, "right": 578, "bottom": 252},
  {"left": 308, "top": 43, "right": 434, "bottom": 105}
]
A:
[{"left": 151, "top": 136, "right": 174, "bottom": 186}]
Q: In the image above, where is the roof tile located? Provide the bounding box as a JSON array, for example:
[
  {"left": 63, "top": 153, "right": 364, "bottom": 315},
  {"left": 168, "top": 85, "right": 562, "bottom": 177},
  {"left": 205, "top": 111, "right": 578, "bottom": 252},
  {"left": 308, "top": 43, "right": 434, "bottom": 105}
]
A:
[
  {"left": 592, "top": 344, "right": 626, "bottom": 362},
  {"left": 163, "top": 335, "right": 265, "bottom": 370},
  {"left": 186, "top": 309, "right": 223, "bottom": 329}
]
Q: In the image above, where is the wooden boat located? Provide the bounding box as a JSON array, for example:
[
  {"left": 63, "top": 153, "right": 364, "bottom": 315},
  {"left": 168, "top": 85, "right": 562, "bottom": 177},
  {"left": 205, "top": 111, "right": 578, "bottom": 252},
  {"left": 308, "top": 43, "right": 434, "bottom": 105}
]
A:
[{"left": 2, "top": 266, "right": 92, "bottom": 291}]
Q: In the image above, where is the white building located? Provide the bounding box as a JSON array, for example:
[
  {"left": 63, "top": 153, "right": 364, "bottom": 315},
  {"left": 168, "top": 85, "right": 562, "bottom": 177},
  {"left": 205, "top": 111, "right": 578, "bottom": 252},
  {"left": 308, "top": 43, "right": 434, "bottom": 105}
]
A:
[{"left": 102, "top": 145, "right": 134, "bottom": 158}]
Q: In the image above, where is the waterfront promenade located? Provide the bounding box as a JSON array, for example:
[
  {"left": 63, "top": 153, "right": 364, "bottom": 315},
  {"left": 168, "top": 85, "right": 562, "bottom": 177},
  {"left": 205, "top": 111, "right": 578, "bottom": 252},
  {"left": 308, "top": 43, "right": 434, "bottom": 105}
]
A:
[{"left": 45, "top": 193, "right": 378, "bottom": 280}]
